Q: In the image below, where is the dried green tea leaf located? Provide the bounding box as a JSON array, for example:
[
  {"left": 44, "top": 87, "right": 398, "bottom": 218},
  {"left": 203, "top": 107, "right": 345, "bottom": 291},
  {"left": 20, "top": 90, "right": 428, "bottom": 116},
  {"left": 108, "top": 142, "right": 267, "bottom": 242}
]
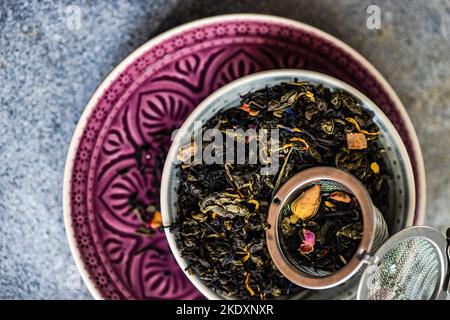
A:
[
  {"left": 241, "top": 103, "right": 260, "bottom": 116},
  {"left": 371, "top": 162, "right": 380, "bottom": 174}
]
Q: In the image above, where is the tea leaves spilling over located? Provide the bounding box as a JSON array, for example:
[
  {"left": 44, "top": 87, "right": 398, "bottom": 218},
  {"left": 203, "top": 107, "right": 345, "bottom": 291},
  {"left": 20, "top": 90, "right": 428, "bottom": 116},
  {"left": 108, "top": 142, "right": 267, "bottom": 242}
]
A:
[
  {"left": 171, "top": 81, "right": 390, "bottom": 299},
  {"left": 281, "top": 185, "right": 362, "bottom": 273}
]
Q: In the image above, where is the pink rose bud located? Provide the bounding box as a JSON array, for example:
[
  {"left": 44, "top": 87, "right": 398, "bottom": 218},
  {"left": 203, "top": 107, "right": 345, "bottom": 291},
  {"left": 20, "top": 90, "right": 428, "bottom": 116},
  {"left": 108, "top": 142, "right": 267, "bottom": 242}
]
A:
[
  {"left": 303, "top": 229, "right": 315, "bottom": 245},
  {"left": 299, "top": 229, "right": 316, "bottom": 255}
]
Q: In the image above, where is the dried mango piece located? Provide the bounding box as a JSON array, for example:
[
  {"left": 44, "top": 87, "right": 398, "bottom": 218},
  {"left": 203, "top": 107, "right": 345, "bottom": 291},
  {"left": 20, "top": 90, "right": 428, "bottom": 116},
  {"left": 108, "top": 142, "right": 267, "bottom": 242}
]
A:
[
  {"left": 245, "top": 273, "right": 255, "bottom": 296},
  {"left": 346, "top": 133, "right": 367, "bottom": 150},
  {"left": 329, "top": 191, "right": 352, "bottom": 203},
  {"left": 290, "top": 184, "right": 321, "bottom": 220}
]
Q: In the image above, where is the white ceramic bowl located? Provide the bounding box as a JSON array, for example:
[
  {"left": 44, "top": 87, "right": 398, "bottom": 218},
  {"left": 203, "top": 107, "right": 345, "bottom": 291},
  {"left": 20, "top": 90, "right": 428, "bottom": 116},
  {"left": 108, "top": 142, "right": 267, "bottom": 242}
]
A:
[{"left": 161, "top": 69, "right": 416, "bottom": 300}]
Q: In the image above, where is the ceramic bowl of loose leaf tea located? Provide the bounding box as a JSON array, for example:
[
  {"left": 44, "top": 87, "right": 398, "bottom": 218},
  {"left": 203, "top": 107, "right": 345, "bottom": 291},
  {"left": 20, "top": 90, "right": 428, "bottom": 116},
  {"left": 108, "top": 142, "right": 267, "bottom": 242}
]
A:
[{"left": 161, "top": 70, "right": 416, "bottom": 300}]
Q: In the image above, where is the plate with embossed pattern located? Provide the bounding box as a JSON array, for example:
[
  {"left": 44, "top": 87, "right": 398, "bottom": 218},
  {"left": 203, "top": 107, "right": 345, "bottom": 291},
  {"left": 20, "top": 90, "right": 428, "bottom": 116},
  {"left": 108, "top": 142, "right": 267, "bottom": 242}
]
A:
[{"left": 63, "top": 14, "right": 425, "bottom": 300}]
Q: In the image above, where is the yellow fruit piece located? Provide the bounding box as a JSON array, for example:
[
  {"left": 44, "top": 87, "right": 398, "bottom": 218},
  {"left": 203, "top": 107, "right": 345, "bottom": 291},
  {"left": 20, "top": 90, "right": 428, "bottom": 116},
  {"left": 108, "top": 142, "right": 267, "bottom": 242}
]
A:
[
  {"left": 371, "top": 162, "right": 380, "bottom": 174},
  {"left": 290, "top": 184, "right": 321, "bottom": 220}
]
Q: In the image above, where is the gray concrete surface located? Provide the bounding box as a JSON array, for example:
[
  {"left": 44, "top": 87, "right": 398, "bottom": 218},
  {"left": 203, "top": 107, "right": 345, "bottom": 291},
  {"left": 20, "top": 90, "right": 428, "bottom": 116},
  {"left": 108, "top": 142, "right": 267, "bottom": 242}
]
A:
[{"left": 0, "top": 0, "right": 449, "bottom": 299}]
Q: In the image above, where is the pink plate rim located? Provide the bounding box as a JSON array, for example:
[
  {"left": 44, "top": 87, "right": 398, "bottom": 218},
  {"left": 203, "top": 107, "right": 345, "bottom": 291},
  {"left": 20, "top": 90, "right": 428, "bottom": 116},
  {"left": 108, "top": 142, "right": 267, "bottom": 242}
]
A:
[{"left": 63, "top": 13, "right": 426, "bottom": 300}]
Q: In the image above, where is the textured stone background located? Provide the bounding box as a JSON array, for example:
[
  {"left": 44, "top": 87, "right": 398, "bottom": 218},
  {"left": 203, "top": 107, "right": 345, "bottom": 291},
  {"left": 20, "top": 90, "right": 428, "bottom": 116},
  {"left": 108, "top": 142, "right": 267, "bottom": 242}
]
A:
[{"left": 0, "top": 0, "right": 449, "bottom": 299}]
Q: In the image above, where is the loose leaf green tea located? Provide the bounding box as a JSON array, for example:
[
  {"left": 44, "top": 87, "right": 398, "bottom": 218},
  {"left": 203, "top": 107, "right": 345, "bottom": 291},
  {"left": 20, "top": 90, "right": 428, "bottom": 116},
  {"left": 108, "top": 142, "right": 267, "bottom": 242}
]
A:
[
  {"left": 280, "top": 185, "right": 362, "bottom": 273},
  {"left": 172, "top": 81, "right": 390, "bottom": 299}
]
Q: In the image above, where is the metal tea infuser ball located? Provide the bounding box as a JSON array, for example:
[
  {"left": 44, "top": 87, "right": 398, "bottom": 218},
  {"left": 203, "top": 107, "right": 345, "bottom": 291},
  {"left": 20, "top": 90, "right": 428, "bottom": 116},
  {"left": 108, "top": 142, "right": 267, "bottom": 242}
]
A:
[{"left": 266, "top": 166, "right": 450, "bottom": 300}]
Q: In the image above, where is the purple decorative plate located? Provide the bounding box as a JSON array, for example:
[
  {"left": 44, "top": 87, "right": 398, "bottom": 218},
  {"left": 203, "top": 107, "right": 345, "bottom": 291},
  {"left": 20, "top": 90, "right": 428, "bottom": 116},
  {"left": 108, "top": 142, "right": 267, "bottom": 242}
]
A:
[{"left": 63, "top": 14, "right": 426, "bottom": 300}]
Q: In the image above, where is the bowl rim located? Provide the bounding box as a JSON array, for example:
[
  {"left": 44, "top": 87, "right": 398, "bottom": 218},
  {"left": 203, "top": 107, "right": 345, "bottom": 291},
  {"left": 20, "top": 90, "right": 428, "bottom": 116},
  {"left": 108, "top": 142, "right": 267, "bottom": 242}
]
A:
[
  {"left": 161, "top": 68, "right": 416, "bottom": 299},
  {"left": 62, "top": 13, "right": 426, "bottom": 300}
]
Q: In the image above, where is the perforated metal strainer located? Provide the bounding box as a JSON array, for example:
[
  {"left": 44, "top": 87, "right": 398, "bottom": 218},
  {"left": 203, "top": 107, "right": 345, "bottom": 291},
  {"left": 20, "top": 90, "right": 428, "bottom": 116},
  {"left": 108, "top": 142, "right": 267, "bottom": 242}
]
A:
[{"left": 266, "top": 166, "right": 450, "bottom": 299}]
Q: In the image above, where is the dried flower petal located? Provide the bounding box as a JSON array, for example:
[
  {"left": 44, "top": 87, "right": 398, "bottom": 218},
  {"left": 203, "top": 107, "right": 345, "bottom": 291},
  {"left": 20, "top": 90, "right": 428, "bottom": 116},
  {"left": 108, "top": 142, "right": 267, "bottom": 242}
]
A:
[
  {"left": 370, "top": 162, "right": 380, "bottom": 174},
  {"left": 149, "top": 211, "right": 162, "bottom": 229},
  {"left": 303, "top": 229, "right": 316, "bottom": 245},
  {"left": 329, "top": 191, "right": 352, "bottom": 203},
  {"left": 299, "top": 229, "right": 316, "bottom": 255},
  {"left": 345, "top": 117, "right": 380, "bottom": 136},
  {"left": 273, "top": 109, "right": 284, "bottom": 118},
  {"left": 241, "top": 103, "right": 259, "bottom": 116},
  {"left": 299, "top": 243, "right": 314, "bottom": 255},
  {"left": 324, "top": 200, "right": 335, "bottom": 208},
  {"left": 346, "top": 132, "right": 367, "bottom": 150},
  {"left": 289, "top": 137, "right": 309, "bottom": 150},
  {"left": 290, "top": 184, "right": 321, "bottom": 220},
  {"left": 241, "top": 251, "right": 251, "bottom": 262}
]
